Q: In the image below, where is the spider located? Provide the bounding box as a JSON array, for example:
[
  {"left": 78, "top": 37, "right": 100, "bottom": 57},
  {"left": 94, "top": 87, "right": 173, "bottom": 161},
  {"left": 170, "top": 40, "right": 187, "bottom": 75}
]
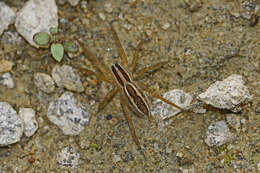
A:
[{"left": 78, "top": 25, "right": 185, "bottom": 152}]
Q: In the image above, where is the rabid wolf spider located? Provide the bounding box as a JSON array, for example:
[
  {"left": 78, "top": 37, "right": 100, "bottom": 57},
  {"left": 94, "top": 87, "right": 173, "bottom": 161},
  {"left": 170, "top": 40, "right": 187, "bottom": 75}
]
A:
[{"left": 78, "top": 26, "right": 185, "bottom": 150}]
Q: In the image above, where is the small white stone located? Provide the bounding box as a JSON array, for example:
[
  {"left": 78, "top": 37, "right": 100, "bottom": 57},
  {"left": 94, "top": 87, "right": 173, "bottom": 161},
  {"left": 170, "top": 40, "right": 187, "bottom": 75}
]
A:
[
  {"left": 0, "top": 102, "right": 23, "bottom": 146},
  {"left": 99, "top": 12, "right": 106, "bottom": 21},
  {"left": 205, "top": 121, "right": 232, "bottom": 147},
  {"left": 162, "top": 23, "right": 170, "bottom": 30},
  {"left": 15, "top": 0, "right": 58, "bottom": 47},
  {"left": 19, "top": 108, "right": 38, "bottom": 137},
  {"left": 113, "top": 154, "right": 121, "bottom": 163},
  {"left": 51, "top": 65, "right": 84, "bottom": 92},
  {"left": 0, "top": 2, "right": 16, "bottom": 35},
  {"left": 151, "top": 89, "right": 193, "bottom": 129},
  {"left": 47, "top": 92, "right": 90, "bottom": 136},
  {"left": 57, "top": 146, "right": 80, "bottom": 168},
  {"left": 68, "top": 0, "right": 80, "bottom": 7},
  {"left": 198, "top": 74, "right": 253, "bottom": 112},
  {"left": 104, "top": 3, "right": 113, "bottom": 13},
  {"left": 34, "top": 73, "right": 55, "bottom": 93},
  {"left": 0, "top": 72, "right": 14, "bottom": 88}
]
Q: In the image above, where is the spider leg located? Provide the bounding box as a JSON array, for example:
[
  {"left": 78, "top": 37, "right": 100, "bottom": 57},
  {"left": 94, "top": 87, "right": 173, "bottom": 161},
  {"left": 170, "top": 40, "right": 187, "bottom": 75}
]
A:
[
  {"left": 120, "top": 92, "right": 141, "bottom": 150},
  {"left": 97, "top": 87, "right": 119, "bottom": 114},
  {"left": 133, "top": 61, "right": 169, "bottom": 80},
  {"left": 80, "top": 67, "right": 112, "bottom": 83},
  {"left": 109, "top": 27, "right": 128, "bottom": 67},
  {"left": 130, "top": 39, "right": 145, "bottom": 73},
  {"left": 138, "top": 82, "right": 185, "bottom": 111},
  {"left": 77, "top": 39, "right": 112, "bottom": 79}
]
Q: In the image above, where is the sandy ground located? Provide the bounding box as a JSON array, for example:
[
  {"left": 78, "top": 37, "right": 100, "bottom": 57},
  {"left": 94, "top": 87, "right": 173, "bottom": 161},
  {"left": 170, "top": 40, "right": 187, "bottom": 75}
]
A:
[{"left": 0, "top": 0, "right": 260, "bottom": 172}]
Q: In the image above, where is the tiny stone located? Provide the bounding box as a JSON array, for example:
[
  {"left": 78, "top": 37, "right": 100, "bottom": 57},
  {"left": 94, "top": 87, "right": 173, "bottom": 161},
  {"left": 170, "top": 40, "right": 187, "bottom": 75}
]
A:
[
  {"left": 52, "top": 65, "right": 84, "bottom": 92},
  {"left": 109, "top": 117, "right": 118, "bottom": 126},
  {"left": 151, "top": 89, "right": 193, "bottom": 129},
  {"left": 113, "top": 154, "right": 121, "bottom": 163},
  {"left": 68, "top": 0, "right": 80, "bottom": 7},
  {"left": 15, "top": 0, "right": 58, "bottom": 47},
  {"left": 104, "top": 3, "right": 113, "bottom": 13},
  {"left": 162, "top": 23, "right": 170, "bottom": 30},
  {"left": 47, "top": 92, "right": 90, "bottom": 136},
  {"left": 0, "top": 60, "right": 13, "bottom": 73},
  {"left": 205, "top": 121, "right": 232, "bottom": 147},
  {"left": 19, "top": 108, "right": 38, "bottom": 137},
  {"left": 106, "top": 114, "right": 112, "bottom": 120},
  {"left": 57, "top": 146, "right": 80, "bottom": 168},
  {"left": 0, "top": 2, "right": 16, "bottom": 36},
  {"left": 34, "top": 73, "right": 55, "bottom": 93},
  {"left": 99, "top": 12, "right": 106, "bottom": 21},
  {"left": 198, "top": 74, "right": 253, "bottom": 113},
  {"left": 0, "top": 102, "right": 23, "bottom": 146},
  {"left": 0, "top": 72, "right": 15, "bottom": 88}
]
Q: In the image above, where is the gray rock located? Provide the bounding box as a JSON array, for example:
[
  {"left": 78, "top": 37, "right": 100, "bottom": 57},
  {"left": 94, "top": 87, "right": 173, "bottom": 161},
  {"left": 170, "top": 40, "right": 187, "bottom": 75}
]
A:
[
  {"left": 15, "top": 0, "right": 58, "bottom": 47},
  {"left": 205, "top": 121, "right": 232, "bottom": 147},
  {"left": 52, "top": 65, "right": 84, "bottom": 92},
  {"left": 0, "top": 72, "right": 15, "bottom": 88},
  {"left": 0, "top": 102, "right": 23, "bottom": 146},
  {"left": 57, "top": 146, "right": 80, "bottom": 168},
  {"left": 198, "top": 74, "right": 253, "bottom": 113},
  {"left": 258, "top": 161, "right": 260, "bottom": 171},
  {"left": 19, "top": 108, "right": 38, "bottom": 137},
  {"left": 47, "top": 92, "right": 90, "bottom": 136},
  {"left": 151, "top": 89, "right": 193, "bottom": 128},
  {"left": 34, "top": 73, "right": 55, "bottom": 93},
  {"left": 0, "top": 2, "right": 16, "bottom": 36}
]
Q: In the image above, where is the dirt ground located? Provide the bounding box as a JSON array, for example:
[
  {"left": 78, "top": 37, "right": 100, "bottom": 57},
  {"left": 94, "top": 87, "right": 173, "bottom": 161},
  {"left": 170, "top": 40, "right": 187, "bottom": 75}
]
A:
[{"left": 0, "top": 0, "right": 260, "bottom": 172}]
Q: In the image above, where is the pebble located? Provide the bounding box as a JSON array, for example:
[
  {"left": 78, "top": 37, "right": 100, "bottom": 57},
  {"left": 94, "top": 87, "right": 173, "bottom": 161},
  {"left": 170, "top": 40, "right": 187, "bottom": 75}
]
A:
[
  {"left": 113, "top": 153, "right": 121, "bottom": 163},
  {"left": 0, "top": 60, "right": 13, "bottom": 73},
  {"left": 226, "top": 114, "right": 241, "bottom": 132},
  {"left": 99, "top": 12, "right": 106, "bottom": 21},
  {"left": 19, "top": 108, "right": 38, "bottom": 137},
  {"left": 57, "top": 146, "right": 80, "bottom": 168},
  {"left": 0, "top": 2, "right": 16, "bottom": 36},
  {"left": 34, "top": 73, "right": 55, "bottom": 93},
  {"left": 68, "top": 0, "right": 80, "bottom": 6},
  {"left": 205, "top": 121, "right": 232, "bottom": 147},
  {"left": 0, "top": 72, "right": 15, "bottom": 89},
  {"left": 162, "top": 23, "right": 170, "bottom": 30},
  {"left": 15, "top": 0, "right": 58, "bottom": 47},
  {"left": 47, "top": 92, "right": 90, "bottom": 136},
  {"left": 51, "top": 65, "right": 84, "bottom": 92},
  {"left": 104, "top": 3, "right": 113, "bottom": 13},
  {"left": 151, "top": 89, "right": 193, "bottom": 128},
  {"left": 0, "top": 102, "right": 23, "bottom": 146},
  {"left": 198, "top": 74, "right": 253, "bottom": 113}
]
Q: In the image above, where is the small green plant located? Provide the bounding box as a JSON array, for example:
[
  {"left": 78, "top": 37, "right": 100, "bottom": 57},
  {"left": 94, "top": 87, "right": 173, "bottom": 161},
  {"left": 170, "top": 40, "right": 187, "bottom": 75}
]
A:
[{"left": 33, "top": 27, "right": 79, "bottom": 62}]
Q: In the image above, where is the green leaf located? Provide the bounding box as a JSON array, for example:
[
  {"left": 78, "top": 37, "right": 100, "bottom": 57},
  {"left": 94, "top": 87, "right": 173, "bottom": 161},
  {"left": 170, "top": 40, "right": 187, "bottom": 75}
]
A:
[
  {"left": 49, "top": 27, "right": 58, "bottom": 35},
  {"left": 51, "top": 43, "right": 64, "bottom": 62},
  {"left": 64, "top": 41, "right": 78, "bottom": 53},
  {"left": 33, "top": 32, "right": 50, "bottom": 46},
  {"left": 89, "top": 143, "right": 98, "bottom": 149}
]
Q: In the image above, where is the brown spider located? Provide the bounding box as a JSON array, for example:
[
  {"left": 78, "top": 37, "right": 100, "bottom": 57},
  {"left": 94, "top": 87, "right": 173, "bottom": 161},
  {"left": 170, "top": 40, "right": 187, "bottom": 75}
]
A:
[{"left": 78, "top": 26, "right": 185, "bottom": 151}]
